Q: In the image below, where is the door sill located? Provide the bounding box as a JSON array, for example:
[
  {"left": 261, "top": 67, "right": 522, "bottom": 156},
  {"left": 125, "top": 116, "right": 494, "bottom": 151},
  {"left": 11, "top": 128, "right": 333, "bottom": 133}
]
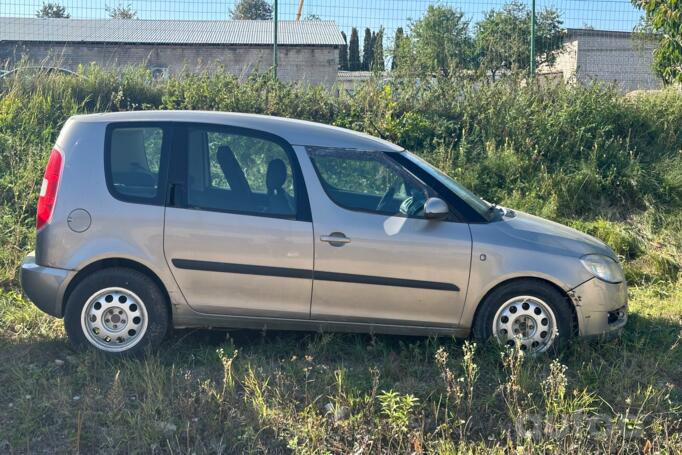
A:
[{"left": 173, "top": 309, "right": 467, "bottom": 337}]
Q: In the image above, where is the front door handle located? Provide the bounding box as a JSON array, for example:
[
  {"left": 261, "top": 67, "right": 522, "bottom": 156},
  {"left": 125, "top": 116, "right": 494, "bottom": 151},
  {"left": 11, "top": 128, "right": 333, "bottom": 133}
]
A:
[{"left": 320, "top": 232, "right": 351, "bottom": 247}]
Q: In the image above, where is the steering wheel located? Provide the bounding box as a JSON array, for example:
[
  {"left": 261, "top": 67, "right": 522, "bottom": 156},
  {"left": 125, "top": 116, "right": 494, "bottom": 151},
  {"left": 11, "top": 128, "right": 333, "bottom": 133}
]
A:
[
  {"left": 376, "top": 181, "right": 399, "bottom": 212},
  {"left": 399, "top": 191, "right": 427, "bottom": 217}
]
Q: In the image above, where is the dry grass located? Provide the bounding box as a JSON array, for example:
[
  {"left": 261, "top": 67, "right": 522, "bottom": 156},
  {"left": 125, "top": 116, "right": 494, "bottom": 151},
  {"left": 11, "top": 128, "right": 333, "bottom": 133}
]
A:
[
  {"left": 0, "top": 284, "right": 680, "bottom": 454},
  {"left": 1, "top": 67, "right": 682, "bottom": 453}
]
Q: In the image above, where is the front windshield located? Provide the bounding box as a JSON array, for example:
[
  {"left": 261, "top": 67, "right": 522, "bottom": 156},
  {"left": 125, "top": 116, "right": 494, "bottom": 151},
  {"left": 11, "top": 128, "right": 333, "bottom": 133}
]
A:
[{"left": 402, "top": 151, "right": 494, "bottom": 219}]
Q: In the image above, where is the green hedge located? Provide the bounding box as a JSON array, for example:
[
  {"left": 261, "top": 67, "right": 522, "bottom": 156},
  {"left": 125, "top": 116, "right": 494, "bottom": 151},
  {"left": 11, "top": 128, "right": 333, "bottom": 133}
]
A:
[{"left": 1, "top": 66, "right": 681, "bottom": 284}]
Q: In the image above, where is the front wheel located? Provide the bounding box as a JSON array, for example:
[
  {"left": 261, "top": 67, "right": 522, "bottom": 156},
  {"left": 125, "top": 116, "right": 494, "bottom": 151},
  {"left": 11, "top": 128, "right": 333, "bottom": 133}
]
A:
[
  {"left": 64, "top": 268, "right": 169, "bottom": 355},
  {"left": 472, "top": 280, "right": 574, "bottom": 354}
]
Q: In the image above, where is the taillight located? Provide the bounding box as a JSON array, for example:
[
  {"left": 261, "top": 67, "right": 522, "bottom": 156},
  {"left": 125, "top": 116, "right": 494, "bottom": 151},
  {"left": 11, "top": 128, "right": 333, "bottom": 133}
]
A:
[{"left": 36, "top": 148, "right": 63, "bottom": 230}]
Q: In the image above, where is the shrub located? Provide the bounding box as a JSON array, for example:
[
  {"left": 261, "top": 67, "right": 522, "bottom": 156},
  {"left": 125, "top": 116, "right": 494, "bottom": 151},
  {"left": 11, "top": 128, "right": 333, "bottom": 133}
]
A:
[{"left": 1, "top": 66, "right": 681, "bottom": 284}]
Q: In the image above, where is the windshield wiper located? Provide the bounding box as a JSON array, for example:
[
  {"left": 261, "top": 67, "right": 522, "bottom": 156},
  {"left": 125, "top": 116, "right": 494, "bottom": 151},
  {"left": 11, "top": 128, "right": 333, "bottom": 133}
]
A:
[
  {"left": 484, "top": 200, "right": 500, "bottom": 212},
  {"left": 487, "top": 203, "right": 516, "bottom": 218}
]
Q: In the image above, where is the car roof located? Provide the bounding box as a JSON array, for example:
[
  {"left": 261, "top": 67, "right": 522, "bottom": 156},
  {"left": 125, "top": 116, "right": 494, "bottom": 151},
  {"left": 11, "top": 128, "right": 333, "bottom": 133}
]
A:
[{"left": 71, "top": 111, "right": 404, "bottom": 151}]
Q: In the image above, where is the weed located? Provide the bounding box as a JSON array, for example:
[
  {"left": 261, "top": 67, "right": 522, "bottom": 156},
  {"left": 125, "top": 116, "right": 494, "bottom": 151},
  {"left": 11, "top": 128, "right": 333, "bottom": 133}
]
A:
[{"left": 1, "top": 67, "right": 682, "bottom": 453}]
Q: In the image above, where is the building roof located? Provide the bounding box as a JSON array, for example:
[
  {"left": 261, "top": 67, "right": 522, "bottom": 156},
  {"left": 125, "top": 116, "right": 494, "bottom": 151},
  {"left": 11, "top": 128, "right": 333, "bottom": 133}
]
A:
[
  {"left": 0, "top": 17, "right": 345, "bottom": 46},
  {"left": 566, "top": 28, "right": 653, "bottom": 40},
  {"left": 69, "top": 111, "right": 404, "bottom": 151}
]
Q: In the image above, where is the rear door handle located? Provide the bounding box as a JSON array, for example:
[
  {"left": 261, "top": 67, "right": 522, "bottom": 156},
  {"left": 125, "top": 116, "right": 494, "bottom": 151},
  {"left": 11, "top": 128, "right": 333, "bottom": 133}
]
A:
[{"left": 320, "top": 232, "right": 351, "bottom": 247}]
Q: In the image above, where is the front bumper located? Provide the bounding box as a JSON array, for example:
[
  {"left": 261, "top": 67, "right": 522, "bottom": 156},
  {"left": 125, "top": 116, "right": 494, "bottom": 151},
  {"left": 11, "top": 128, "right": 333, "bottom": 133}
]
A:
[
  {"left": 20, "top": 252, "right": 72, "bottom": 318},
  {"left": 569, "top": 277, "right": 627, "bottom": 338}
]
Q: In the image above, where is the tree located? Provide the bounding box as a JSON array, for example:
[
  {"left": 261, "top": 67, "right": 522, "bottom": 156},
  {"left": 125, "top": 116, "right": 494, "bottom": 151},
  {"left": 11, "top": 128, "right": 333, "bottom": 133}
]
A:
[
  {"left": 372, "top": 27, "right": 385, "bottom": 71},
  {"left": 362, "top": 28, "right": 373, "bottom": 70},
  {"left": 348, "top": 27, "right": 361, "bottom": 71},
  {"left": 474, "top": 1, "right": 563, "bottom": 80},
  {"left": 304, "top": 14, "right": 321, "bottom": 21},
  {"left": 632, "top": 0, "right": 682, "bottom": 84},
  {"left": 391, "top": 27, "right": 405, "bottom": 70},
  {"left": 339, "top": 31, "right": 349, "bottom": 70},
  {"left": 410, "top": 5, "right": 473, "bottom": 77},
  {"left": 230, "top": 0, "right": 272, "bottom": 20},
  {"left": 391, "top": 30, "right": 415, "bottom": 75},
  {"left": 36, "top": 2, "right": 70, "bottom": 18},
  {"left": 106, "top": 3, "right": 137, "bottom": 19}
]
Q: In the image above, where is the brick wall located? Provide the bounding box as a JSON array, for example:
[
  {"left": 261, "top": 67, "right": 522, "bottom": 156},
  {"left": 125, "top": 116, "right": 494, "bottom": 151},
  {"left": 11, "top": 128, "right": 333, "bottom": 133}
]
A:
[{"left": 0, "top": 42, "right": 339, "bottom": 86}]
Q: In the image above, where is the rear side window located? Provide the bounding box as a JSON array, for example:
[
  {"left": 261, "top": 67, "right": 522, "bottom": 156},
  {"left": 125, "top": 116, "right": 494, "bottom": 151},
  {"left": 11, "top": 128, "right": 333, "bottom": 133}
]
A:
[
  {"left": 185, "top": 126, "right": 298, "bottom": 218},
  {"left": 107, "top": 126, "right": 164, "bottom": 201}
]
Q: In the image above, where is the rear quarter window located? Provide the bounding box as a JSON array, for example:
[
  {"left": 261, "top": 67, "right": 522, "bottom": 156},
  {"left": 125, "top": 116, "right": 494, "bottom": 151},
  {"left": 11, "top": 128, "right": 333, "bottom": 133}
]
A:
[{"left": 106, "top": 124, "right": 167, "bottom": 204}]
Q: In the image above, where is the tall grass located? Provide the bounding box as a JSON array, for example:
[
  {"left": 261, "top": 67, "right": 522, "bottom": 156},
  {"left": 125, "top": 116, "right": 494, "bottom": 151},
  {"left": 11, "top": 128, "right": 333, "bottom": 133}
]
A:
[
  {"left": 0, "top": 66, "right": 681, "bottom": 452},
  {"left": 1, "top": 284, "right": 681, "bottom": 453},
  {"left": 1, "top": 65, "right": 681, "bottom": 285}
]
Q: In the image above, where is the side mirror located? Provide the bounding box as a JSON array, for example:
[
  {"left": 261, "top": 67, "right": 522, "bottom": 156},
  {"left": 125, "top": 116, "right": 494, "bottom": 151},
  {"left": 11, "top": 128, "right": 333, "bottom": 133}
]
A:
[{"left": 423, "top": 197, "right": 449, "bottom": 220}]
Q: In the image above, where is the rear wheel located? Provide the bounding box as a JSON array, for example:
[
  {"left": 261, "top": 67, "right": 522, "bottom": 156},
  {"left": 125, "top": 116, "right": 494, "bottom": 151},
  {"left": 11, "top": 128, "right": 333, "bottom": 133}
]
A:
[
  {"left": 64, "top": 268, "right": 169, "bottom": 355},
  {"left": 472, "top": 280, "right": 574, "bottom": 354}
]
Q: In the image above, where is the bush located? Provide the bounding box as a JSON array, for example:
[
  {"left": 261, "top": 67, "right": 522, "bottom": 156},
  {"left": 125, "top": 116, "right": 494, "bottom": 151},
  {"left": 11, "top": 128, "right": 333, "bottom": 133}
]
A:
[{"left": 1, "top": 67, "right": 681, "bottom": 285}]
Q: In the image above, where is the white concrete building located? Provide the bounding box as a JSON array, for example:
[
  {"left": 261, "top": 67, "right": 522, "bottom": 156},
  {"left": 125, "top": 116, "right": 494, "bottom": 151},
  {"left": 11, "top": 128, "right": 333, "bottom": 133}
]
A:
[{"left": 541, "top": 28, "right": 662, "bottom": 92}]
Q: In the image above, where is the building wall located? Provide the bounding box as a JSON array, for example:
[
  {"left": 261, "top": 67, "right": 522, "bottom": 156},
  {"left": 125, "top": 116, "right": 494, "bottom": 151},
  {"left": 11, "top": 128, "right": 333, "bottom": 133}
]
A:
[
  {"left": 336, "top": 70, "right": 373, "bottom": 94},
  {"left": 539, "top": 34, "right": 662, "bottom": 92},
  {"left": 539, "top": 39, "right": 578, "bottom": 82},
  {"left": 575, "top": 34, "right": 661, "bottom": 91},
  {"left": 0, "top": 42, "right": 339, "bottom": 86}
]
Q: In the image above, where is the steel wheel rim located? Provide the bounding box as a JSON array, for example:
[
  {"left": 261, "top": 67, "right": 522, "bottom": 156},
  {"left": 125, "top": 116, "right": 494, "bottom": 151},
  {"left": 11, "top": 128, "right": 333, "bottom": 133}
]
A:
[
  {"left": 80, "top": 287, "right": 148, "bottom": 352},
  {"left": 492, "top": 295, "right": 558, "bottom": 353}
]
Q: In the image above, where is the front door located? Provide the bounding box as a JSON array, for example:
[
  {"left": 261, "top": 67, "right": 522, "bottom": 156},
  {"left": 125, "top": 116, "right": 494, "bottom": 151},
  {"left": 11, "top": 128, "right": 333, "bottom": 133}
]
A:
[
  {"left": 301, "top": 147, "right": 472, "bottom": 327},
  {"left": 163, "top": 124, "right": 313, "bottom": 318}
]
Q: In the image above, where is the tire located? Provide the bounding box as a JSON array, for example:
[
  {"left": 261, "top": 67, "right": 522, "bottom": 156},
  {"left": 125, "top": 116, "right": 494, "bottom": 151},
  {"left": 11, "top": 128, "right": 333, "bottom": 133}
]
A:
[
  {"left": 472, "top": 280, "right": 574, "bottom": 354},
  {"left": 64, "top": 268, "right": 169, "bottom": 355}
]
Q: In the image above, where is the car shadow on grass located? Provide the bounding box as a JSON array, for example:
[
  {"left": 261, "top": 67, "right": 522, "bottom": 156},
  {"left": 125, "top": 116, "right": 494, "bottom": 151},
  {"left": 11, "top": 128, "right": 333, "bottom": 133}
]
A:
[
  {"left": 2, "top": 310, "right": 680, "bottom": 367},
  {"left": 2, "top": 311, "right": 679, "bottom": 400}
]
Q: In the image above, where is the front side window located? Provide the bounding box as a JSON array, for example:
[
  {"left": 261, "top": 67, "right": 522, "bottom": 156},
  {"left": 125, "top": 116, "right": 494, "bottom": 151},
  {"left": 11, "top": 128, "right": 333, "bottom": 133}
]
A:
[
  {"left": 307, "top": 148, "right": 431, "bottom": 218},
  {"left": 186, "top": 127, "right": 297, "bottom": 217},
  {"left": 108, "top": 126, "right": 163, "bottom": 200},
  {"left": 399, "top": 151, "right": 494, "bottom": 221}
]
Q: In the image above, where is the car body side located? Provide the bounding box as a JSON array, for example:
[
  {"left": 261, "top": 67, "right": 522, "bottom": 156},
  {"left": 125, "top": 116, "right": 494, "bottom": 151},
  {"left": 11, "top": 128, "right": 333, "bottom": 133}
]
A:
[{"left": 21, "top": 112, "right": 627, "bottom": 339}]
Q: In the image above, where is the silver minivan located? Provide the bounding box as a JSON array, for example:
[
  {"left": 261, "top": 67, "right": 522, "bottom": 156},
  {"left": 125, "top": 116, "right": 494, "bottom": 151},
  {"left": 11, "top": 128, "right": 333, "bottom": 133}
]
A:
[{"left": 21, "top": 111, "right": 627, "bottom": 355}]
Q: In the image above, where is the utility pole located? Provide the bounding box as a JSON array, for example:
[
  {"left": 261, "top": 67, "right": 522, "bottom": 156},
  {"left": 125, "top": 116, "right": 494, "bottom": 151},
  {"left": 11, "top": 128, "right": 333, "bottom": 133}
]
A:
[
  {"left": 295, "top": 0, "right": 304, "bottom": 21},
  {"left": 530, "top": 0, "right": 536, "bottom": 77},
  {"left": 273, "top": 0, "right": 278, "bottom": 79}
]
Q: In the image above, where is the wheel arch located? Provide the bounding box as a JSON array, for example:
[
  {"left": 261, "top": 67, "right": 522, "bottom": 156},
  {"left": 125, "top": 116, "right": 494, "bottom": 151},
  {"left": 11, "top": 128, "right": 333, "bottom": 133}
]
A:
[
  {"left": 471, "top": 276, "right": 579, "bottom": 336},
  {"left": 62, "top": 257, "right": 172, "bottom": 320}
]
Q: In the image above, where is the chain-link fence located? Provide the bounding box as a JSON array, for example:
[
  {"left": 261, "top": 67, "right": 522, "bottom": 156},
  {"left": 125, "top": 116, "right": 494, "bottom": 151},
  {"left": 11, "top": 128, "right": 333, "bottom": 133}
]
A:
[{"left": 0, "top": 0, "right": 660, "bottom": 91}]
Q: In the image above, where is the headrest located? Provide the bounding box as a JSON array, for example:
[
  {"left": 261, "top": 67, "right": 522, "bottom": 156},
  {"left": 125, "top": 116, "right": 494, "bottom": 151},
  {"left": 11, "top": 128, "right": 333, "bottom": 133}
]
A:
[
  {"left": 216, "top": 145, "right": 235, "bottom": 166},
  {"left": 266, "top": 159, "right": 287, "bottom": 191}
]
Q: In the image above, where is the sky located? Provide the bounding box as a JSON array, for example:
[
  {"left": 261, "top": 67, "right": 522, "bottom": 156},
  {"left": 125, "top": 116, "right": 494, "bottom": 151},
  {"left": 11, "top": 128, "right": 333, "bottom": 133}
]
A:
[{"left": 1, "top": 0, "right": 644, "bottom": 37}]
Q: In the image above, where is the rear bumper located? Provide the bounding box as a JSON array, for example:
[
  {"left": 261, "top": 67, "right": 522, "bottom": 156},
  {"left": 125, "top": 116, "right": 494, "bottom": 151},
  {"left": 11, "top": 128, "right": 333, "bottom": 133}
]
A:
[
  {"left": 570, "top": 277, "right": 627, "bottom": 338},
  {"left": 20, "top": 252, "right": 72, "bottom": 318}
]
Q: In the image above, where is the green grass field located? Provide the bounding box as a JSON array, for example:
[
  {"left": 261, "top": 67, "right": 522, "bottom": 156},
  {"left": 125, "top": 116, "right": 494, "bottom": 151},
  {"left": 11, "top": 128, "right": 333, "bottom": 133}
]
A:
[
  {"left": 1, "top": 69, "right": 681, "bottom": 453},
  {"left": 0, "top": 284, "right": 680, "bottom": 453}
]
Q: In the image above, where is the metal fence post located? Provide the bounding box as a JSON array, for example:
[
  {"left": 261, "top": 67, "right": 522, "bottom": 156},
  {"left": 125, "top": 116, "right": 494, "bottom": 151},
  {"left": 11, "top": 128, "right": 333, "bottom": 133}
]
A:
[
  {"left": 273, "top": 0, "right": 278, "bottom": 80},
  {"left": 530, "top": 0, "right": 536, "bottom": 77}
]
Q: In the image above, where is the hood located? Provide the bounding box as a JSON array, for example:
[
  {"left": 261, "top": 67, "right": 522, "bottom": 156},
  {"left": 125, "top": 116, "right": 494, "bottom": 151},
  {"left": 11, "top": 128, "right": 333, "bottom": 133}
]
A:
[{"left": 496, "top": 209, "right": 616, "bottom": 259}]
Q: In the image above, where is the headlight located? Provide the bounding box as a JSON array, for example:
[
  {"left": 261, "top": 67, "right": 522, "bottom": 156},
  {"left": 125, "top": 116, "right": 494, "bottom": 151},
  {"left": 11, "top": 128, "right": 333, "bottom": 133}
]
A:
[{"left": 580, "top": 254, "right": 624, "bottom": 283}]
